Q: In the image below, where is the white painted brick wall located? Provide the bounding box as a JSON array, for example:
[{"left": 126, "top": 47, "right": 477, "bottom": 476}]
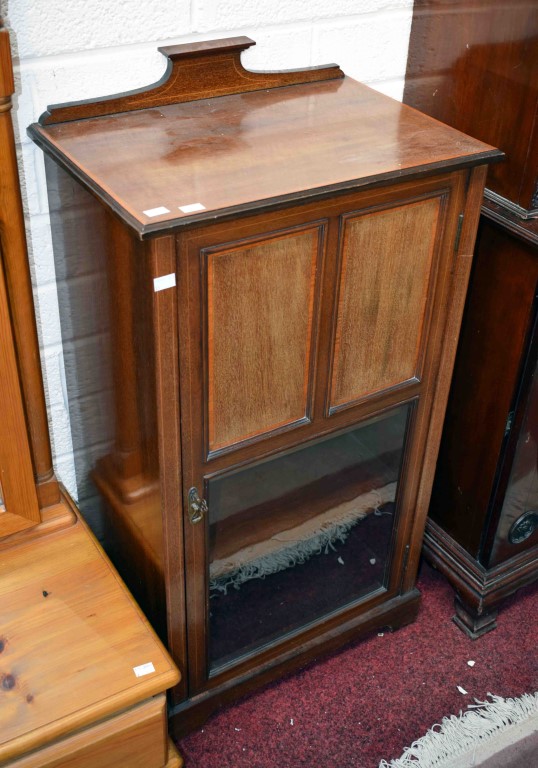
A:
[{"left": 1, "top": 0, "right": 413, "bottom": 500}]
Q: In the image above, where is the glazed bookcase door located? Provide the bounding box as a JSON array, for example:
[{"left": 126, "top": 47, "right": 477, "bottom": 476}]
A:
[
  {"left": 204, "top": 406, "right": 414, "bottom": 671},
  {"left": 177, "top": 175, "right": 467, "bottom": 693}
]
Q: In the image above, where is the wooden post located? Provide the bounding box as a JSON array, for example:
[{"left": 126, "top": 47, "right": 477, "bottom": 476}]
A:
[{"left": 0, "top": 19, "right": 60, "bottom": 508}]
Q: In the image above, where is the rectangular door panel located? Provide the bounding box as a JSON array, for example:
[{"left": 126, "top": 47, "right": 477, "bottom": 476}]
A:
[
  {"left": 205, "top": 226, "right": 323, "bottom": 455},
  {"left": 329, "top": 196, "right": 443, "bottom": 412}
]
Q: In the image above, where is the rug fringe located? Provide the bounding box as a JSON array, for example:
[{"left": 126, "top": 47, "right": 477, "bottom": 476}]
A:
[
  {"left": 210, "top": 483, "right": 396, "bottom": 596},
  {"left": 379, "top": 692, "right": 538, "bottom": 767}
]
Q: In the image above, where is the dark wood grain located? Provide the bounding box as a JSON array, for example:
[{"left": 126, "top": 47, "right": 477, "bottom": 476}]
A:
[
  {"left": 405, "top": 2, "right": 538, "bottom": 632},
  {"left": 430, "top": 221, "right": 538, "bottom": 557},
  {"left": 176, "top": 175, "right": 464, "bottom": 474},
  {"left": 404, "top": 0, "right": 538, "bottom": 215},
  {"left": 424, "top": 518, "right": 538, "bottom": 640},
  {"left": 402, "top": 164, "right": 488, "bottom": 593},
  {"left": 482, "top": 199, "right": 538, "bottom": 247},
  {"left": 177, "top": 170, "right": 473, "bottom": 695},
  {"left": 150, "top": 234, "right": 188, "bottom": 704},
  {"left": 39, "top": 37, "right": 343, "bottom": 126}
]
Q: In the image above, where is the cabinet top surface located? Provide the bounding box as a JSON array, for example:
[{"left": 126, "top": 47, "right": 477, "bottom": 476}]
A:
[{"left": 31, "top": 75, "right": 500, "bottom": 235}]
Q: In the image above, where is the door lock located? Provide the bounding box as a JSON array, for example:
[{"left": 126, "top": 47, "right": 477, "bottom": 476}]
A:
[{"left": 188, "top": 487, "right": 207, "bottom": 524}]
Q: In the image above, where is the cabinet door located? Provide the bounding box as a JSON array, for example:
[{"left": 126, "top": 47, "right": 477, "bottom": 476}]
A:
[
  {"left": 177, "top": 175, "right": 466, "bottom": 693},
  {"left": 0, "top": 249, "right": 40, "bottom": 536}
]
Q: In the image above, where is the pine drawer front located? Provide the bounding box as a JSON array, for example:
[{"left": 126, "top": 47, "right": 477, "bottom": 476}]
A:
[{"left": 6, "top": 696, "right": 169, "bottom": 768}]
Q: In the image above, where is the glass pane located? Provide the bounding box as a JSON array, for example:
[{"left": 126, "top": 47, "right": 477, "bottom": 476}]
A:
[
  {"left": 493, "top": 355, "right": 538, "bottom": 558},
  {"left": 208, "top": 404, "right": 411, "bottom": 669},
  {"left": 0, "top": 479, "right": 4, "bottom": 512}
]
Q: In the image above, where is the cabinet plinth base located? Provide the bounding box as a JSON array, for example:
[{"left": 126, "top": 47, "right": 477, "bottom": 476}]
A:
[{"left": 170, "top": 587, "right": 420, "bottom": 738}]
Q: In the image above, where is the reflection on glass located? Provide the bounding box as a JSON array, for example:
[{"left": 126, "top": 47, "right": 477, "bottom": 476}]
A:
[
  {"left": 0, "top": 479, "right": 4, "bottom": 512},
  {"left": 208, "top": 404, "right": 410, "bottom": 669},
  {"left": 494, "top": 355, "right": 538, "bottom": 556}
]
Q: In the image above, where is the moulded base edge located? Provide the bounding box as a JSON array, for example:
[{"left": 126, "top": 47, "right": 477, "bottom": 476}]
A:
[
  {"left": 169, "top": 587, "right": 420, "bottom": 737},
  {"left": 423, "top": 518, "right": 538, "bottom": 638}
]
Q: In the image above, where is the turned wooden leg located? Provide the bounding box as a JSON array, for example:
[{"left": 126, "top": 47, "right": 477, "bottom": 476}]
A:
[{"left": 453, "top": 593, "right": 498, "bottom": 639}]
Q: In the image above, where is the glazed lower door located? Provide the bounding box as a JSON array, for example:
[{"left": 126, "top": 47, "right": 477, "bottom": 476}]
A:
[{"left": 183, "top": 402, "right": 414, "bottom": 691}]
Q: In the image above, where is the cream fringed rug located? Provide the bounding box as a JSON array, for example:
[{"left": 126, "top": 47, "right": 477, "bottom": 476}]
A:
[
  {"left": 379, "top": 693, "right": 538, "bottom": 768},
  {"left": 210, "top": 481, "right": 396, "bottom": 595}
]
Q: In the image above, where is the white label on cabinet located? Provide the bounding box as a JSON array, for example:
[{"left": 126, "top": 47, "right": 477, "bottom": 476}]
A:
[
  {"left": 153, "top": 273, "right": 176, "bottom": 292},
  {"left": 178, "top": 202, "right": 206, "bottom": 213},
  {"left": 143, "top": 206, "right": 170, "bottom": 217},
  {"left": 133, "top": 662, "right": 156, "bottom": 677}
]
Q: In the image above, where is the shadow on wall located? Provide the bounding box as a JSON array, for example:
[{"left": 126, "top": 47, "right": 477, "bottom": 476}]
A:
[{"left": 45, "top": 158, "right": 115, "bottom": 541}]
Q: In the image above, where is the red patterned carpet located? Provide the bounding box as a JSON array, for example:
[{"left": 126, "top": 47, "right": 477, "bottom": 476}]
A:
[{"left": 177, "top": 562, "right": 538, "bottom": 767}]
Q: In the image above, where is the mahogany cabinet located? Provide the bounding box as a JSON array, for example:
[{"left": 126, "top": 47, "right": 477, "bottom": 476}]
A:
[
  {"left": 28, "top": 37, "right": 500, "bottom": 732},
  {"left": 404, "top": 0, "right": 538, "bottom": 637}
]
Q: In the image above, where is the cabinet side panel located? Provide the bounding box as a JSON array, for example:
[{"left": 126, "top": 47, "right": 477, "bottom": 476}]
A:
[
  {"left": 45, "top": 157, "right": 114, "bottom": 540},
  {"left": 206, "top": 227, "right": 321, "bottom": 452},
  {"left": 330, "top": 197, "right": 440, "bottom": 409},
  {"left": 45, "top": 161, "right": 169, "bottom": 640}
]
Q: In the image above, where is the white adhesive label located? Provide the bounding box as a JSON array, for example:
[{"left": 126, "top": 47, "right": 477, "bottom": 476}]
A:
[
  {"left": 143, "top": 206, "right": 170, "bottom": 217},
  {"left": 133, "top": 662, "right": 155, "bottom": 678},
  {"left": 178, "top": 202, "right": 206, "bottom": 214},
  {"left": 153, "top": 273, "right": 176, "bottom": 292}
]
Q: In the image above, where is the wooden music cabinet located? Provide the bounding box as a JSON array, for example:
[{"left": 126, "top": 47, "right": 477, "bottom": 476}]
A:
[
  {"left": 28, "top": 37, "right": 500, "bottom": 733},
  {"left": 404, "top": 0, "right": 538, "bottom": 637}
]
